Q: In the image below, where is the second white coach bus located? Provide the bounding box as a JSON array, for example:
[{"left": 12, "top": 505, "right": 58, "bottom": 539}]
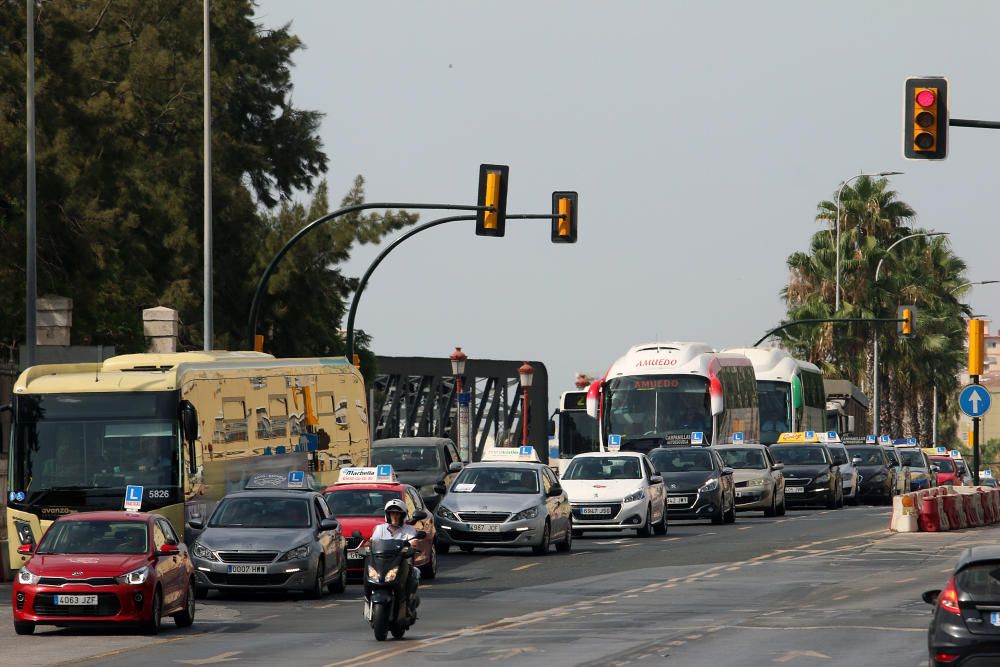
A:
[
  {"left": 585, "top": 342, "right": 759, "bottom": 452},
  {"left": 724, "top": 347, "right": 826, "bottom": 445}
]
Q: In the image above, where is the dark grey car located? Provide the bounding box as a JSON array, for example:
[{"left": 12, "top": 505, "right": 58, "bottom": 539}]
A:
[
  {"left": 371, "top": 437, "right": 464, "bottom": 510},
  {"left": 189, "top": 489, "right": 346, "bottom": 598}
]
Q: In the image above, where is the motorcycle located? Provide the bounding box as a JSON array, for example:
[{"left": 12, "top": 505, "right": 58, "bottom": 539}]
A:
[{"left": 363, "top": 532, "right": 425, "bottom": 641}]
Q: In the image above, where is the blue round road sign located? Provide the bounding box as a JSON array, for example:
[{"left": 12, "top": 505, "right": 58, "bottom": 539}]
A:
[{"left": 959, "top": 384, "right": 992, "bottom": 418}]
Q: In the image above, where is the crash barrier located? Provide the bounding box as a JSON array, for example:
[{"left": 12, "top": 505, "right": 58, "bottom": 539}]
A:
[{"left": 891, "top": 485, "right": 1000, "bottom": 532}]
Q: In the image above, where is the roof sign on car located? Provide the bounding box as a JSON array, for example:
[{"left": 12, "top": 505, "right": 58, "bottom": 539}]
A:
[
  {"left": 287, "top": 470, "right": 306, "bottom": 488},
  {"left": 691, "top": 431, "right": 704, "bottom": 445},
  {"left": 804, "top": 431, "right": 815, "bottom": 441},
  {"left": 608, "top": 434, "right": 621, "bottom": 452},
  {"left": 983, "top": 469, "right": 994, "bottom": 478},
  {"left": 866, "top": 434, "right": 876, "bottom": 444},
  {"left": 879, "top": 435, "right": 891, "bottom": 444},
  {"left": 949, "top": 450, "right": 962, "bottom": 459},
  {"left": 124, "top": 485, "right": 143, "bottom": 512},
  {"left": 481, "top": 445, "right": 542, "bottom": 462},
  {"left": 336, "top": 467, "right": 398, "bottom": 484},
  {"left": 731, "top": 432, "right": 744, "bottom": 444}
]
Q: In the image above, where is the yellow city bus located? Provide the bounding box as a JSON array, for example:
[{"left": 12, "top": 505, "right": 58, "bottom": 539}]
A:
[{"left": 5, "top": 351, "right": 370, "bottom": 572}]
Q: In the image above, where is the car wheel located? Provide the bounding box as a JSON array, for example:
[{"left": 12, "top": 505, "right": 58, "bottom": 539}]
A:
[
  {"left": 329, "top": 562, "right": 347, "bottom": 593},
  {"left": 826, "top": 488, "right": 837, "bottom": 509},
  {"left": 556, "top": 518, "right": 573, "bottom": 552},
  {"left": 711, "top": 501, "right": 725, "bottom": 525},
  {"left": 835, "top": 487, "right": 844, "bottom": 509},
  {"left": 144, "top": 588, "right": 163, "bottom": 635},
  {"left": 532, "top": 522, "right": 551, "bottom": 555},
  {"left": 653, "top": 505, "right": 668, "bottom": 535},
  {"left": 194, "top": 585, "right": 210, "bottom": 600},
  {"left": 637, "top": 505, "right": 653, "bottom": 537},
  {"left": 420, "top": 549, "right": 437, "bottom": 580},
  {"left": 173, "top": 579, "right": 196, "bottom": 628},
  {"left": 459, "top": 545, "right": 475, "bottom": 553},
  {"left": 306, "top": 559, "right": 325, "bottom": 599},
  {"left": 724, "top": 494, "right": 736, "bottom": 524},
  {"left": 777, "top": 494, "right": 787, "bottom": 516},
  {"left": 13, "top": 621, "right": 35, "bottom": 635},
  {"left": 764, "top": 492, "right": 777, "bottom": 517}
]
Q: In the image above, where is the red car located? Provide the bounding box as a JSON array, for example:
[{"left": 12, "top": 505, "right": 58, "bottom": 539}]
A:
[
  {"left": 323, "top": 472, "right": 437, "bottom": 580},
  {"left": 12, "top": 511, "right": 195, "bottom": 635},
  {"left": 929, "top": 456, "right": 958, "bottom": 486}
]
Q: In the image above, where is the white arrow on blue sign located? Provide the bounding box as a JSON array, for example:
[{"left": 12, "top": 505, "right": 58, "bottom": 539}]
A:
[{"left": 959, "top": 384, "right": 993, "bottom": 418}]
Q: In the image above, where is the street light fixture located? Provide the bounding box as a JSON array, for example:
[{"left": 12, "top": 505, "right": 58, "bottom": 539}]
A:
[
  {"left": 872, "top": 231, "right": 949, "bottom": 435},
  {"left": 950, "top": 280, "right": 1000, "bottom": 294},
  {"left": 834, "top": 171, "right": 904, "bottom": 313},
  {"left": 450, "top": 347, "right": 468, "bottom": 461},
  {"left": 519, "top": 362, "right": 534, "bottom": 447}
]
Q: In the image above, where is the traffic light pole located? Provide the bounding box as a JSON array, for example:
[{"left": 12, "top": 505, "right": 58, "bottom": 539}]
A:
[
  {"left": 752, "top": 317, "right": 904, "bottom": 348},
  {"left": 973, "top": 372, "right": 982, "bottom": 485},
  {"left": 344, "top": 212, "right": 565, "bottom": 362},
  {"left": 951, "top": 118, "right": 1000, "bottom": 130}
]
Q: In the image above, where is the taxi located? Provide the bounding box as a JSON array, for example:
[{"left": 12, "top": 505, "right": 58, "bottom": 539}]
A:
[
  {"left": 13, "top": 511, "right": 194, "bottom": 635},
  {"left": 771, "top": 432, "right": 844, "bottom": 509},
  {"left": 323, "top": 467, "right": 437, "bottom": 579},
  {"left": 895, "top": 439, "right": 937, "bottom": 490}
]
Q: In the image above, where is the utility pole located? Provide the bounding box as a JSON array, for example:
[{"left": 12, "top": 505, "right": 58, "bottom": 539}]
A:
[
  {"left": 25, "top": 0, "right": 37, "bottom": 367},
  {"left": 203, "top": 0, "right": 213, "bottom": 350}
]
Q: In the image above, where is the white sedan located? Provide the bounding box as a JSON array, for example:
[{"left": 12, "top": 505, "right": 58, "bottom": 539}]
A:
[{"left": 559, "top": 452, "right": 667, "bottom": 537}]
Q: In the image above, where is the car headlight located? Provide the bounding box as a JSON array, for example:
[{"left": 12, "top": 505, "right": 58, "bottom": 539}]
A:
[
  {"left": 115, "top": 565, "right": 149, "bottom": 585},
  {"left": 192, "top": 541, "right": 219, "bottom": 562},
  {"left": 814, "top": 474, "right": 830, "bottom": 484},
  {"left": 384, "top": 566, "right": 399, "bottom": 583},
  {"left": 511, "top": 506, "right": 539, "bottom": 521},
  {"left": 437, "top": 505, "right": 457, "bottom": 520},
  {"left": 699, "top": 478, "right": 719, "bottom": 493},
  {"left": 17, "top": 567, "right": 39, "bottom": 585},
  {"left": 278, "top": 544, "right": 311, "bottom": 562},
  {"left": 746, "top": 478, "right": 766, "bottom": 487},
  {"left": 622, "top": 489, "right": 645, "bottom": 503}
]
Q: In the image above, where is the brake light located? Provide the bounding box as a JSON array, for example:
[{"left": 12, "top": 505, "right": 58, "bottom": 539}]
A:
[
  {"left": 933, "top": 653, "right": 959, "bottom": 663},
  {"left": 938, "top": 577, "right": 961, "bottom": 615}
]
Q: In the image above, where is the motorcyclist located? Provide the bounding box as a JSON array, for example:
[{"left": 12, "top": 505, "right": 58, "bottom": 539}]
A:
[{"left": 370, "top": 499, "right": 420, "bottom": 611}]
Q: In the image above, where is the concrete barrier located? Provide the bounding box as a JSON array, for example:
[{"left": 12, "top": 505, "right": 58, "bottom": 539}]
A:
[{"left": 918, "top": 493, "right": 943, "bottom": 532}]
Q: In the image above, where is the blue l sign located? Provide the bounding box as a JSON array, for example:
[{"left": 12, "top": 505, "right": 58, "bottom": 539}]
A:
[
  {"left": 125, "top": 485, "right": 143, "bottom": 502},
  {"left": 959, "top": 384, "right": 992, "bottom": 418}
]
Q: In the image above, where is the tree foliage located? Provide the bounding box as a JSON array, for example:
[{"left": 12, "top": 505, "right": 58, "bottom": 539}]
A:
[
  {"left": 778, "top": 176, "right": 969, "bottom": 443},
  {"left": 0, "top": 0, "right": 414, "bottom": 356}
]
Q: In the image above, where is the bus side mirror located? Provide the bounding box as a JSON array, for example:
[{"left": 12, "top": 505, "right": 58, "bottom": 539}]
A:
[
  {"left": 0, "top": 404, "right": 11, "bottom": 415},
  {"left": 547, "top": 418, "right": 556, "bottom": 437},
  {"left": 180, "top": 401, "right": 199, "bottom": 443},
  {"left": 847, "top": 416, "right": 856, "bottom": 432}
]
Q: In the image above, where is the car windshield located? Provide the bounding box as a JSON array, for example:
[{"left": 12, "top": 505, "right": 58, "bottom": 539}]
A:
[
  {"left": 371, "top": 446, "right": 442, "bottom": 472},
  {"left": 718, "top": 448, "right": 767, "bottom": 470},
  {"left": 451, "top": 468, "right": 539, "bottom": 494},
  {"left": 209, "top": 497, "right": 311, "bottom": 528},
  {"left": 604, "top": 375, "right": 712, "bottom": 447},
  {"left": 957, "top": 564, "right": 1000, "bottom": 598},
  {"left": 771, "top": 446, "right": 827, "bottom": 466},
  {"left": 325, "top": 489, "right": 401, "bottom": 517},
  {"left": 563, "top": 456, "right": 643, "bottom": 480},
  {"left": 898, "top": 450, "right": 926, "bottom": 467},
  {"left": 933, "top": 458, "right": 956, "bottom": 473},
  {"left": 757, "top": 381, "right": 791, "bottom": 445},
  {"left": 828, "top": 447, "right": 848, "bottom": 465},
  {"left": 846, "top": 448, "right": 885, "bottom": 466},
  {"left": 36, "top": 520, "right": 149, "bottom": 555},
  {"left": 649, "top": 448, "right": 714, "bottom": 473}
]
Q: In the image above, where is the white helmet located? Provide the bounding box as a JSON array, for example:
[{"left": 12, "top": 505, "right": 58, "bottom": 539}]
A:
[{"left": 384, "top": 499, "right": 408, "bottom": 522}]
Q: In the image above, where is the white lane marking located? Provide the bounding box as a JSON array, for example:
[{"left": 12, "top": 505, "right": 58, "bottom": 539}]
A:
[
  {"left": 254, "top": 614, "right": 281, "bottom": 621},
  {"left": 176, "top": 652, "right": 242, "bottom": 666},
  {"left": 774, "top": 649, "right": 831, "bottom": 662},
  {"left": 572, "top": 551, "right": 593, "bottom": 556}
]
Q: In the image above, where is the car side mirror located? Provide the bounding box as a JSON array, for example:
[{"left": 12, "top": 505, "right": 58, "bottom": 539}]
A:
[
  {"left": 931, "top": 464, "right": 940, "bottom": 472},
  {"left": 830, "top": 463, "right": 838, "bottom": 470},
  {"left": 17, "top": 543, "right": 34, "bottom": 555},
  {"left": 649, "top": 475, "right": 663, "bottom": 485},
  {"left": 158, "top": 543, "right": 180, "bottom": 555},
  {"left": 351, "top": 529, "right": 363, "bottom": 539},
  {"left": 547, "top": 484, "right": 564, "bottom": 497},
  {"left": 852, "top": 457, "right": 863, "bottom": 466},
  {"left": 772, "top": 463, "right": 784, "bottom": 470},
  {"left": 922, "top": 589, "right": 941, "bottom": 605},
  {"left": 188, "top": 518, "right": 204, "bottom": 531},
  {"left": 448, "top": 462, "right": 464, "bottom": 473},
  {"left": 415, "top": 530, "right": 427, "bottom": 541},
  {"left": 319, "top": 518, "right": 340, "bottom": 532},
  {"left": 721, "top": 467, "right": 734, "bottom": 476},
  {"left": 433, "top": 483, "right": 447, "bottom": 495},
  {"left": 410, "top": 510, "right": 428, "bottom": 523}
]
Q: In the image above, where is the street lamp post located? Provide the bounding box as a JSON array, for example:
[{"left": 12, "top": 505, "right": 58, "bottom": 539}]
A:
[
  {"left": 519, "top": 362, "right": 534, "bottom": 447},
  {"left": 872, "top": 232, "right": 949, "bottom": 435},
  {"left": 450, "top": 347, "right": 468, "bottom": 462},
  {"left": 834, "top": 171, "right": 903, "bottom": 313}
]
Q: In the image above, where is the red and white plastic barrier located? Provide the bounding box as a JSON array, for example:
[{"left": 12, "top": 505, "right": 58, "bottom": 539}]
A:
[{"left": 892, "top": 486, "right": 1000, "bottom": 532}]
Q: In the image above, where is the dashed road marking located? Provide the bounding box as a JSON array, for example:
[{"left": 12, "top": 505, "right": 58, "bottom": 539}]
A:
[{"left": 512, "top": 562, "right": 541, "bottom": 572}]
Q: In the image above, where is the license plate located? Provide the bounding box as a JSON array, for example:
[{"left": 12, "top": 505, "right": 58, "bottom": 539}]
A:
[
  {"left": 55, "top": 595, "right": 97, "bottom": 605},
  {"left": 667, "top": 497, "right": 688, "bottom": 505},
  {"left": 992, "top": 612, "right": 1000, "bottom": 626},
  {"left": 227, "top": 564, "right": 267, "bottom": 574},
  {"left": 580, "top": 507, "right": 612, "bottom": 515},
  {"left": 786, "top": 487, "right": 804, "bottom": 494},
  {"left": 348, "top": 551, "right": 367, "bottom": 560},
  {"left": 470, "top": 523, "right": 501, "bottom": 532}
]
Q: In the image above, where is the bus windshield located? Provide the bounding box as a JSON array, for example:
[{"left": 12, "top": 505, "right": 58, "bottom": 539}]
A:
[
  {"left": 757, "top": 380, "right": 791, "bottom": 445},
  {"left": 605, "top": 375, "right": 711, "bottom": 448},
  {"left": 559, "top": 410, "right": 599, "bottom": 459},
  {"left": 9, "top": 392, "right": 181, "bottom": 515}
]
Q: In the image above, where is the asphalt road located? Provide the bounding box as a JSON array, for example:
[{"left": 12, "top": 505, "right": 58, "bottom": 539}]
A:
[{"left": 2, "top": 506, "right": 994, "bottom": 667}]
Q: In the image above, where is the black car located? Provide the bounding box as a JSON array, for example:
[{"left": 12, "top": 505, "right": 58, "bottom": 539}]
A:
[
  {"left": 648, "top": 447, "right": 735, "bottom": 525},
  {"left": 924, "top": 546, "right": 1000, "bottom": 665},
  {"left": 845, "top": 445, "right": 896, "bottom": 504},
  {"left": 769, "top": 444, "right": 843, "bottom": 509},
  {"left": 370, "top": 437, "right": 463, "bottom": 511}
]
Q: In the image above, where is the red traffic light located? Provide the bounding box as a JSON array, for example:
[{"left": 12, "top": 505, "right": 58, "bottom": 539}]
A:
[{"left": 915, "top": 89, "right": 936, "bottom": 107}]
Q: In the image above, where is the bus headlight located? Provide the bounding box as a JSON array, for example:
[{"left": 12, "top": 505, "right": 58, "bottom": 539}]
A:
[{"left": 18, "top": 567, "right": 39, "bottom": 585}]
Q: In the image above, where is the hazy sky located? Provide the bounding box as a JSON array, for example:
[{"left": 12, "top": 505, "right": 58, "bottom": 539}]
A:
[{"left": 254, "top": 1, "right": 1000, "bottom": 404}]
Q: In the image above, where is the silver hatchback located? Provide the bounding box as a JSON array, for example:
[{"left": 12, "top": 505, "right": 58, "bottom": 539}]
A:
[{"left": 434, "top": 462, "right": 572, "bottom": 555}]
